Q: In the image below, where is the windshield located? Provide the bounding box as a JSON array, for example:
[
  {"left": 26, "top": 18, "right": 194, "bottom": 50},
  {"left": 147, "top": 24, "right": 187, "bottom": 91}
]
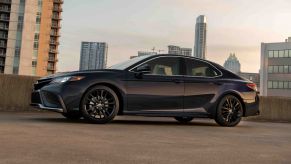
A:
[{"left": 108, "top": 55, "right": 151, "bottom": 70}]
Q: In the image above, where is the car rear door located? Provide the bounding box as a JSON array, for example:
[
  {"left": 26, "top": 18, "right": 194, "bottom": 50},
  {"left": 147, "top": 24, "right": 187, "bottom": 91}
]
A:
[
  {"left": 125, "top": 56, "right": 184, "bottom": 113},
  {"left": 183, "top": 58, "right": 222, "bottom": 112}
]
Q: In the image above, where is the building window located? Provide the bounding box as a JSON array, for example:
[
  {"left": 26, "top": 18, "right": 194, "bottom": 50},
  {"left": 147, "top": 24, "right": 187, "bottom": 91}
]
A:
[
  {"left": 32, "top": 60, "right": 37, "bottom": 67},
  {"left": 268, "top": 66, "right": 273, "bottom": 73},
  {"left": 284, "top": 66, "right": 289, "bottom": 73},
  {"left": 34, "top": 42, "right": 39, "bottom": 49},
  {"left": 273, "top": 66, "right": 278, "bottom": 73},
  {"left": 268, "top": 51, "right": 273, "bottom": 58},
  {"left": 268, "top": 81, "right": 273, "bottom": 89},
  {"left": 274, "top": 50, "right": 279, "bottom": 58},
  {"left": 273, "top": 81, "right": 278, "bottom": 89},
  {"left": 284, "top": 50, "right": 289, "bottom": 57},
  {"left": 279, "top": 50, "right": 284, "bottom": 58},
  {"left": 34, "top": 33, "right": 39, "bottom": 41},
  {"left": 278, "top": 81, "right": 284, "bottom": 89},
  {"left": 284, "top": 82, "right": 289, "bottom": 89}
]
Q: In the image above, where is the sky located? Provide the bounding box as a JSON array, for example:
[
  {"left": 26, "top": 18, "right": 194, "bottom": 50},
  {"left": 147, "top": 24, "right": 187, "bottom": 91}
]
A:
[{"left": 58, "top": 0, "right": 291, "bottom": 73}]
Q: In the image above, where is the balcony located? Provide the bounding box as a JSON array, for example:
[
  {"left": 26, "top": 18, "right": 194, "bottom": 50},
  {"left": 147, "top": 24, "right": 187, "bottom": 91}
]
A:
[
  {"left": 51, "top": 23, "right": 61, "bottom": 29},
  {"left": 48, "top": 57, "right": 58, "bottom": 62},
  {"left": 54, "top": 0, "right": 63, "bottom": 4},
  {"left": 0, "top": 0, "right": 12, "bottom": 4},
  {"left": 52, "top": 15, "right": 62, "bottom": 20},
  {"left": 0, "top": 34, "right": 8, "bottom": 39},
  {"left": 49, "top": 49, "right": 58, "bottom": 54},
  {"left": 0, "top": 53, "right": 5, "bottom": 57},
  {"left": 47, "top": 66, "right": 55, "bottom": 71},
  {"left": 50, "top": 40, "right": 59, "bottom": 45},
  {"left": 50, "top": 32, "right": 60, "bottom": 37},
  {"left": 53, "top": 6, "right": 63, "bottom": 12},
  {"left": 0, "top": 17, "right": 9, "bottom": 21},
  {"left": 0, "top": 25, "right": 8, "bottom": 30},
  {"left": 0, "top": 7, "right": 10, "bottom": 13},
  {"left": 0, "top": 43, "right": 6, "bottom": 48}
]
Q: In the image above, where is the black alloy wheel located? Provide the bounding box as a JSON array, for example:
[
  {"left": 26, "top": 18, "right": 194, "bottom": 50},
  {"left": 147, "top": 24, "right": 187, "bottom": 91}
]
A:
[
  {"left": 174, "top": 117, "right": 194, "bottom": 124},
  {"left": 81, "top": 85, "right": 119, "bottom": 124},
  {"left": 215, "top": 95, "right": 243, "bottom": 127}
]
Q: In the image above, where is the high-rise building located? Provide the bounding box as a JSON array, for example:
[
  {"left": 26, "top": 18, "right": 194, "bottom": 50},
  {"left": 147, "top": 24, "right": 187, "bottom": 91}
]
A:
[
  {"left": 224, "top": 53, "right": 241, "bottom": 74},
  {"left": 138, "top": 51, "right": 157, "bottom": 56},
  {"left": 130, "top": 51, "right": 157, "bottom": 59},
  {"left": 0, "top": 0, "right": 63, "bottom": 76},
  {"left": 194, "top": 15, "right": 207, "bottom": 59},
  {"left": 168, "top": 45, "right": 192, "bottom": 56},
  {"left": 260, "top": 37, "right": 291, "bottom": 97},
  {"left": 79, "top": 42, "right": 108, "bottom": 70}
]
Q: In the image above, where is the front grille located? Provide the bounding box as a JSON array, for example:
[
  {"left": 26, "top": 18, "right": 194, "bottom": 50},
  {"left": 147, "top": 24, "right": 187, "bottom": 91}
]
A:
[{"left": 31, "top": 91, "right": 42, "bottom": 104}]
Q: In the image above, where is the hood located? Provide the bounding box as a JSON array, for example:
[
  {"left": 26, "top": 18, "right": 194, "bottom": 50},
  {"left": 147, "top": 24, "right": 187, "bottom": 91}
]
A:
[{"left": 39, "top": 69, "right": 123, "bottom": 80}]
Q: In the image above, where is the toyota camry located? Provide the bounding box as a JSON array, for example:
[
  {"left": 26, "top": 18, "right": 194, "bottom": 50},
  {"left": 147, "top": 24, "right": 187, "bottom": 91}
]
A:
[{"left": 31, "top": 54, "right": 259, "bottom": 127}]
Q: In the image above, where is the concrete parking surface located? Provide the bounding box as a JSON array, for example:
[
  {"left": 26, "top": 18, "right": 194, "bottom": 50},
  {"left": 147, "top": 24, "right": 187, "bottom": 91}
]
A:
[{"left": 0, "top": 112, "right": 290, "bottom": 164}]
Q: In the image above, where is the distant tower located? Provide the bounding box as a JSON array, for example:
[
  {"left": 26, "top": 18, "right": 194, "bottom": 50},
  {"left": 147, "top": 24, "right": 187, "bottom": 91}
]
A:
[
  {"left": 224, "top": 53, "right": 241, "bottom": 74},
  {"left": 194, "top": 15, "right": 207, "bottom": 59},
  {"left": 79, "top": 42, "right": 108, "bottom": 70}
]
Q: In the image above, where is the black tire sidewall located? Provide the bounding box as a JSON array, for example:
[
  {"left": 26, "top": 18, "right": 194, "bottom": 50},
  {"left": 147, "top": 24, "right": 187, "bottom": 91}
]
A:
[
  {"left": 215, "top": 95, "right": 242, "bottom": 127},
  {"left": 80, "top": 85, "right": 119, "bottom": 124}
]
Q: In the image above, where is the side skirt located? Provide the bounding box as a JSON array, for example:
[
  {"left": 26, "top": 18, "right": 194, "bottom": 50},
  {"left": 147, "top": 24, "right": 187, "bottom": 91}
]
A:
[{"left": 123, "top": 111, "right": 213, "bottom": 118}]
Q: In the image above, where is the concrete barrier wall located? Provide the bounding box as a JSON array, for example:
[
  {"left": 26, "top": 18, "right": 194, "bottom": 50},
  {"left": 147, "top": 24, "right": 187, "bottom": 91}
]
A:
[
  {"left": 0, "top": 74, "right": 291, "bottom": 122},
  {"left": 0, "top": 74, "right": 39, "bottom": 111},
  {"left": 255, "top": 96, "right": 291, "bottom": 122}
]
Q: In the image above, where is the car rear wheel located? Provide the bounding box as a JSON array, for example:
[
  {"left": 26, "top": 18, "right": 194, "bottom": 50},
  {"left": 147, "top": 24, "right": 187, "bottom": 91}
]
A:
[
  {"left": 80, "top": 85, "right": 119, "bottom": 124},
  {"left": 174, "top": 117, "right": 194, "bottom": 123},
  {"left": 62, "top": 112, "right": 82, "bottom": 120},
  {"left": 215, "top": 95, "right": 243, "bottom": 127}
]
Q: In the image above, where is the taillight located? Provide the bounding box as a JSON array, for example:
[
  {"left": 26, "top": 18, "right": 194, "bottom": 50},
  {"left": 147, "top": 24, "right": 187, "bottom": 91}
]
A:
[{"left": 246, "top": 83, "right": 257, "bottom": 91}]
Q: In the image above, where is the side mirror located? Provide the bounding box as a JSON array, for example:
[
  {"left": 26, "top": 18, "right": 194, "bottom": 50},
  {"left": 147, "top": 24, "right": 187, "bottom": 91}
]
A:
[
  {"left": 135, "top": 64, "right": 151, "bottom": 78},
  {"left": 136, "top": 64, "right": 151, "bottom": 74}
]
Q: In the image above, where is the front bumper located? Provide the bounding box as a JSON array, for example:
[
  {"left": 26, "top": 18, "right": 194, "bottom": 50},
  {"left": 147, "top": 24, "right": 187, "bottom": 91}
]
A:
[{"left": 30, "top": 90, "right": 67, "bottom": 113}]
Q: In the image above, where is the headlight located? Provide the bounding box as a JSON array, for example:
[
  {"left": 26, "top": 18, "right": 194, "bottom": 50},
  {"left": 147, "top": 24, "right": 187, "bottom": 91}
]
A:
[{"left": 51, "top": 76, "right": 85, "bottom": 84}]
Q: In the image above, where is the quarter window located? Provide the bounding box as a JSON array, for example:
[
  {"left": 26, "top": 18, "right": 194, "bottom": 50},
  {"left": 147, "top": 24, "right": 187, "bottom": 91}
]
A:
[{"left": 185, "top": 59, "right": 220, "bottom": 77}]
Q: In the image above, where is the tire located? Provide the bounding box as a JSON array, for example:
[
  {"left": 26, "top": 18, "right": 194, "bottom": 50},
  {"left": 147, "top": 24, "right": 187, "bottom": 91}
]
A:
[
  {"left": 80, "top": 85, "right": 119, "bottom": 124},
  {"left": 215, "top": 95, "right": 243, "bottom": 127},
  {"left": 174, "top": 116, "right": 194, "bottom": 123},
  {"left": 62, "top": 111, "right": 82, "bottom": 120}
]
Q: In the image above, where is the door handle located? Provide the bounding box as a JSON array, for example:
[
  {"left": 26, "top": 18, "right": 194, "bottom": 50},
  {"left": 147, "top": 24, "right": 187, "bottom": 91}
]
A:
[{"left": 173, "top": 79, "right": 184, "bottom": 83}]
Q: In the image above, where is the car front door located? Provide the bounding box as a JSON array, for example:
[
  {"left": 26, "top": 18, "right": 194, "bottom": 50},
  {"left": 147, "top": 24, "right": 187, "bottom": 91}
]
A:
[
  {"left": 183, "top": 58, "right": 222, "bottom": 112},
  {"left": 125, "top": 56, "right": 184, "bottom": 114}
]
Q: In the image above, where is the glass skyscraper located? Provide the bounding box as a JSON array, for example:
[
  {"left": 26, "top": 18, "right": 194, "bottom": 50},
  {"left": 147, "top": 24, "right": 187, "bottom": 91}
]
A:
[
  {"left": 79, "top": 42, "right": 108, "bottom": 71},
  {"left": 194, "top": 15, "right": 207, "bottom": 59}
]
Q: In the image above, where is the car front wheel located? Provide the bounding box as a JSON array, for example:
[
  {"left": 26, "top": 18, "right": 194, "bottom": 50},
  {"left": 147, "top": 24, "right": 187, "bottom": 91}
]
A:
[
  {"left": 215, "top": 95, "right": 243, "bottom": 127},
  {"left": 80, "top": 85, "right": 119, "bottom": 124}
]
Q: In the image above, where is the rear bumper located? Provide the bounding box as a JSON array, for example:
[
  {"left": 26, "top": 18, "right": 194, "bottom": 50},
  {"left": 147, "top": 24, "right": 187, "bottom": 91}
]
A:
[
  {"left": 30, "top": 90, "right": 66, "bottom": 113},
  {"left": 244, "top": 94, "right": 260, "bottom": 117}
]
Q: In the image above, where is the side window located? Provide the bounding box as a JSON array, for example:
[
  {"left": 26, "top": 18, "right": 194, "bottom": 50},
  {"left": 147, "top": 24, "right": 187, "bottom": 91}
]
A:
[
  {"left": 186, "top": 59, "right": 220, "bottom": 77},
  {"left": 135, "top": 57, "right": 181, "bottom": 76}
]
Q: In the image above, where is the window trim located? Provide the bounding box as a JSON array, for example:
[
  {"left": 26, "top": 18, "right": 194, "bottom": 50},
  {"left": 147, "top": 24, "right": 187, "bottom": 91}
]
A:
[{"left": 128, "top": 56, "right": 223, "bottom": 78}]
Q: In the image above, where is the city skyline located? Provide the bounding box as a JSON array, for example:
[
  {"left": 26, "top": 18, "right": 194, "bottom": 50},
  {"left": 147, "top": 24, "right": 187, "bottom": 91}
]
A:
[{"left": 58, "top": 0, "right": 291, "bottom": 73}]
